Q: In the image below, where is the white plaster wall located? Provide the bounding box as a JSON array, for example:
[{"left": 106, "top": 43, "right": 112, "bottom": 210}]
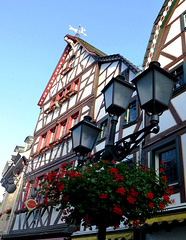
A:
[
  {"left": 100, "top": 63, "right": 110, "bottom": 74},
  {"left": 95, "top": 140, "right": 105, "bottom": 152},
  {"left": 97, "top": 82, "right": 105, "bottom": 96},
  {"left": 60, "top": 101, "right": 67, "bottom": 115},
  {"left": 94, "top": 95, "right": 103, "bottom": 120},
  {"left": 99, "top": 71, "right": 107, "bottom": 85},
  {"left": 171, "top": 93, "right": 186, "bottom": 121},
  {"left": 122, "top": 124, "right": 136, "bottom": 138},
  {"left": 96, "top": 107, "right": 106, "bottom": 122},
  {"left": 80, "top": 83, "right": 93, "bottom": 101},
  {"left": 86, "top": 56, "right": 95, "bottom": 68},
  {"left": 165, "top": 19, "right": 181, "bottom": 44},
  {"left": 168, "top": 0, "right": 186, "bottom": 24},
  {"left": 106, "top": 61, "right": 118, "bottom": 77},
  {"left": 69, "top": 95, "right": 77, "bottom": 109},
  {"left": 81, "top": 69, "right": 92, "bottom": 81},
  {"left": 163, "top": 37, "right": 182, "bottom": 58},
  {"left": 129, "top": 70, "right": 137, "bottom": 83},
  {"left": 36, "top": 121, "right": 42, "bottom": 131},
  {"left": 158, "top": 55, "right": 173, "bottom": 68},
  {"left": 121, "top": 63, "right": 127, "bottom": 72},
  {"left": 156, "top": 109, "right": 176, "bottom": 134}
]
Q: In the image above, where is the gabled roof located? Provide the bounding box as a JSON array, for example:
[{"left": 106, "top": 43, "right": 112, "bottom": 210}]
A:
[
  {"left": 98, "top": 54, "right": 140, "bottom": 74},
  {"left": 142, "top": 0, "right": 178, "bottom": 69},
  {"left": 38, "top": 35, "right": 139, "bottom": 106},
  {"left": 65, "top": 34, "right": 107, "bottom": 57},
  {"left": 38, "top": 35, "right": 107, "bottom": 106}
]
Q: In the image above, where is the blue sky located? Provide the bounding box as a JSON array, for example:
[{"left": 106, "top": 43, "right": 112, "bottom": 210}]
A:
[{"left": 0, "top": 0, "right": 164, "bottom": 200}]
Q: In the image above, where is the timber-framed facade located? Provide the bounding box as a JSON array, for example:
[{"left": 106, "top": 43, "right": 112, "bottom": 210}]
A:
[{"left": 1, "top": 0, "right": 186, "bottom": 240}]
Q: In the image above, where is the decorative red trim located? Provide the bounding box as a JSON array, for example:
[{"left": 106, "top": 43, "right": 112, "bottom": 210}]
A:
[{"left": 38, "top": 44, "right": 71, "bottom": 106}]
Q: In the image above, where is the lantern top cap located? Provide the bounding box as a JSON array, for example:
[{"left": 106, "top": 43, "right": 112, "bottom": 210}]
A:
[
  {"left": 132, "top": 61, "right": 178, "bottom": 85},
  {"left": 101, "top": 75, "right": 135, "bottom": 94},
  {"left": 70, "top": 116, "right": 101, "bottom": 132}
]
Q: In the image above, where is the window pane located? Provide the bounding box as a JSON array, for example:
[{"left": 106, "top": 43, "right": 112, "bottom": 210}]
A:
[
  {"left": 99, "top": 119, "right": 108, "bottom": 139},
  {"left": 124, "top": 101, "right": 137, "bottom": 125},
  {"left": 171, "top": 65, "right": 184, "bottom": 88},
  {"left": 160, "top": 148, "right": 178, "bottom": 184}
]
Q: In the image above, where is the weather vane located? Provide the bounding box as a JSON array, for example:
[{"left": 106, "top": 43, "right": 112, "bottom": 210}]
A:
[{"left": 69, "top": 24, "right": 87, "bottom": 37}]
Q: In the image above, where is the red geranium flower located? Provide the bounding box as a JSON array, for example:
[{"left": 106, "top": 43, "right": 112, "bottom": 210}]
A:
[
  {"left": 127, "top": 196, "right": 136, "bottom": 204},
  {"left": 148, "top": 202, "right": 154, "bottom": 209},
  {"left": 133, "top": 220, "right": 139, "bottom": 227},
  {"left": 159, "top": 203, "right": 165, "bottom": 211},
  {"left": 130, "top": 188, "right": 139, "bottom": 197},
  {"left": 99, "top": 193, "right": 107, "bottom": 199},
  {"left": 113, "top": 205, "right": 122, "bottom": 215},
  {"left": 116, "top": 187, "right": 126, "bottom": 195},
  {"left": 57, "top": 182, "right": 65, "bottom": 192},
  {"left": 146, "top": 192, "right": 154, "bottom": 199},
  {"left": 160, "top": 161, "right": 165, "bottom": 166},
  {"left": 109, "top": 168, "right": 118, "bottom": 174},
  {"left": 114, "top": 174, "right": 124, "bottom": 182},
  {"left": 163, "top": 194, "right": 170, "bottom": 204}
]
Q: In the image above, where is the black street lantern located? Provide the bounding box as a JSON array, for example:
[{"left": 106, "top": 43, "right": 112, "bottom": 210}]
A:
[
  {"left": 132, "top": 61, "right": 177, "bottom": 116},
  {"left": 102, "top": 75, "right": 135, "bottom": 117},
  {"left": 70, "top": 116, "right": 101, "bottom": 157},
  {"left": 5, "top": 178, "right": 16, "bottom": 194}
]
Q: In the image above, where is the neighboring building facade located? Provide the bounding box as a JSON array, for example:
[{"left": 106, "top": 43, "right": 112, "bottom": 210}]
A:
[
  {"left": 0, "top": 136, "right": 34, "bottom": 239},
  {"left": 1, "top": 35, "right": 140, "bottom": 240},
  {"left": 141, "top": 0, "right": 186, "bottom": 239}
]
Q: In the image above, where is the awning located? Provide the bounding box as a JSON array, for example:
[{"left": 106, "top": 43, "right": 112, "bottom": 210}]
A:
[
  {"left": 72, "top": 232, "right": 134, "bottom": 240},
  {"left": 145, "top": 212, "right": 186, "bottom": 226}
]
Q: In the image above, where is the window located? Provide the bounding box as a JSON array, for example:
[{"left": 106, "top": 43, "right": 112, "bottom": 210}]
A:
[
  {"left": 73, "top": 79, "right": 79, "bottom": 92},
  {"left": 98, "top": 118, "right": 109, "bottom": 140},
  {"left": 170, "top": 64, "right": 185, "bottom": 89},
  {"left": 151, "top": 140, "right": 180, "bottom": 185},
  {"left": 123, "top": 100, "right": 137, "bottom": 126},
  {"left": 49, "top": 128, "right": 56, "bottom": 143},
  {"left": 37, "top": 134, "right": 47, "bottom": 151},
  {"left": 59, "top": 121, "right": 67, "bottom": 137},
  {"left": 181, "top": 11, "right": 186, "bottom": 31},
  {"left": 71, "top": 114, "right": 78, "bottom": 127}
]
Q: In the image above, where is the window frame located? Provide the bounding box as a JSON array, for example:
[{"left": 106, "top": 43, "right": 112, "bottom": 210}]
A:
[
  {"left": 181, "top": 11, "right": 186, "bottom": 31},
  {"left": 97, "top": 117, "right": 109, "bottom": 142},
  {"left": 58, "top": 120, "right": 67, "bottom": 138},
  {"left": 150, "top": 138, "right": 181, "bottom": 187},
  {"left": 122, "top": 99, "right": 138, "bottom": 128},
  {"left": 170, "top": 63, "right": 186, "bottom": 93}
]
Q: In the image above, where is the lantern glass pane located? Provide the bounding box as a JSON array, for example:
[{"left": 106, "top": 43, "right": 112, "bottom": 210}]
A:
[
  {"left": 114, "top": 81, "right": 134, "bottom": 110},
  {"left": 81, "top": 124, "right": 100, "bottom": 151},
  {"left": 154, "top": 71, "right": 175, "bottom": 107},
  {"left": 104, "top": 84, "right": 113, "bottom": 111},
  {"left": 135, "top": 71, "right": 153, "bottom": 108},
  {"left": 72, "top": 126, "right": 81, "bottom": 150}
]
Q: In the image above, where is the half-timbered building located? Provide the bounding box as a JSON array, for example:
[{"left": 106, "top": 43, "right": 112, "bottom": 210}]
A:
[
  {"left": 140, "top": 0, "right": 186, "bottom": 239},
  {"left": 0, "top": 136, "right": 34, "bottom": 239},
  {"left": 1, "top": 0, "right": 185, "bottom": 240},
  {"left": 1, "top": 35, "right": 140, "bottom": 240}
]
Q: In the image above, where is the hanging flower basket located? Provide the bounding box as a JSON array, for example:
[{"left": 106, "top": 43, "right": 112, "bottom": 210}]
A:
[{"left": 39, "top": 159, "right": 173, "bottom": 229}]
